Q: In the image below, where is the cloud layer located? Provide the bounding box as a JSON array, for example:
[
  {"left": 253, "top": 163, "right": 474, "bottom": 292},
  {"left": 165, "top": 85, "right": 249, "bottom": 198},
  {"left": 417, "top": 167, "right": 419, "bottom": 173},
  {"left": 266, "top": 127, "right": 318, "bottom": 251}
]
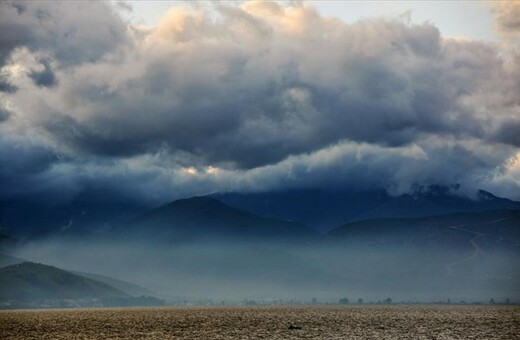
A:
[{"left": 0, "top": 0, "right": 519, "bottom": 204}]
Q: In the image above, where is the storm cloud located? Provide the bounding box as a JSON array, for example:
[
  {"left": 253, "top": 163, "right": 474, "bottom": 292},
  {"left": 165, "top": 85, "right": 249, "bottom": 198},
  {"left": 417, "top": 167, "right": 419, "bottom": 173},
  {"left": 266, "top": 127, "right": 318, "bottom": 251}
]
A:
[
  {"left": 0, "top": 1, "right": 129, "bottom": 65},
  {"left": 0, "top": 0, "right": 519, "bottom": 204}
]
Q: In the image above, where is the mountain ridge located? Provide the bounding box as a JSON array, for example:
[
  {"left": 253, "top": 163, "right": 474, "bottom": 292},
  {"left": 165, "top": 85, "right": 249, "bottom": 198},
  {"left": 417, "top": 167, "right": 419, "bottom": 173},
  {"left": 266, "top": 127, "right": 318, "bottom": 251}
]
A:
[
  {"left": 213, "top": 188, "right": 520, "bottom": 232},
  {"left": 0, "top": 262, "right": 165, "bottom": 309},
  {"left": 123, "top": 196, "right": 319, "bottom": 243},
  {"left": 327, "top": 208, "right": 520, "bottom": 249},
  {"left": 0, "top": 262, "right": 129, "bottom": 302}
]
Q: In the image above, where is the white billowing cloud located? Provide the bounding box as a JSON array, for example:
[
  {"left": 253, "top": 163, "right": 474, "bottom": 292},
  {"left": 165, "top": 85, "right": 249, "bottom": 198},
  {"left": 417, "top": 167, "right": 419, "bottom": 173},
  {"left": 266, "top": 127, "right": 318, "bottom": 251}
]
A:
[{"left": 0, "top": 0, "right": 519, "bottom": 203}]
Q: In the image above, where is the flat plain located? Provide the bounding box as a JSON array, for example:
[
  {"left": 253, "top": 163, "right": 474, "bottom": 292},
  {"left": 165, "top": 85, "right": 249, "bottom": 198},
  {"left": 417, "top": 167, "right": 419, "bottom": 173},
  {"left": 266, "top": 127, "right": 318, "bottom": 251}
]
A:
[{"left": 0, "top": 305, "right": 519, "bottom": 339}]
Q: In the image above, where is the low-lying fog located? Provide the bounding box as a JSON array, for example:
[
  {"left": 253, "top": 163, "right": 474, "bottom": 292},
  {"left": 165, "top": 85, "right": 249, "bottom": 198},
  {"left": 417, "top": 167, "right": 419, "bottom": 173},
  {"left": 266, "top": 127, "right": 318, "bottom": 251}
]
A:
[{"left": 11, "top": 237, "right": 520, "bottom": 304}]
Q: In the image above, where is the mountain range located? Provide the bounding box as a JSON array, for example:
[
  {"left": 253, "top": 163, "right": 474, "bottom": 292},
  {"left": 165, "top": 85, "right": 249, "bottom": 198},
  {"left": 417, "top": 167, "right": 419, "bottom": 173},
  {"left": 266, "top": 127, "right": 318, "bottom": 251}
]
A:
[
  {"left": 0, "top": 199, "right": 146, "bottom": 239},
  {"left": 0, "top": 187, "right": 519, "bottom": 305},
  {"left": 1, "top": 188, "right": 519, "bottom": 248},
  {"left": 328, "top": 209, "right": 520, "bottom": 250},
  {"left": 213, "top": 188, "right": 520, "bottom": 232}
]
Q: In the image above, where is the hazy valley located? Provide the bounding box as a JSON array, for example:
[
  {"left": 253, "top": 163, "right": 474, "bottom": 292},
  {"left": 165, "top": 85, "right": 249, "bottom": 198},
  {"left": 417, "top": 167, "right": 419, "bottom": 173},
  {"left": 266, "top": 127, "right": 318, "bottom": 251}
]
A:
[{"left": 1, "top": 188, "right": 519, "bottom": 309}]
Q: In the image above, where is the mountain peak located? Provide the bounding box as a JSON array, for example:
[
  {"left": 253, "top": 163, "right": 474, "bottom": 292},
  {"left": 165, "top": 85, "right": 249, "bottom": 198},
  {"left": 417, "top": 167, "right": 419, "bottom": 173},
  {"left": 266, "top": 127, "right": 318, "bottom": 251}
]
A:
[
  {"left": 126, "top": 196, "right": 318, "bottom": 242},
  {"left": 174, "top": 196, "right": 219, "bottom": 203},
  {"left": 159, "top": 196, "right": 237, "bottom": 217},
  {"left": 166, "top": 196, "right": 223, "bottom": 208},
  {"left": 477, "top": 190, "right": 498, "bottom": 201}
]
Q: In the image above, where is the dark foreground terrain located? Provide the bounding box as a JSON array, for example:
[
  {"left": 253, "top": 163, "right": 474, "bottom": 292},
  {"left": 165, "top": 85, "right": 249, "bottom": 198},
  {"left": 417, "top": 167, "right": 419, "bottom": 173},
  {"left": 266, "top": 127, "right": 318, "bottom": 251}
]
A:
[{"left": 0, "top": 305, "right": 519, "bottom": 339}]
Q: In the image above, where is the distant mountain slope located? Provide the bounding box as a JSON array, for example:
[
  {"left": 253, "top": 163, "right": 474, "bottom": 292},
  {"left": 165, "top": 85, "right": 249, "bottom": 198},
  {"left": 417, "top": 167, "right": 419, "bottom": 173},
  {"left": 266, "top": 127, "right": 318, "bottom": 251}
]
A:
[
  {"left": 0, "top": 199, "right": 146, "bottom": 239},
  {"left": 0, "top": 252, "right": 155, "bottom": 298},
  {"left": 0, "top": 262, "right": 129, "bottom": 302},
  {"left": 123, "top": 196, "right": 319, "bottom": 243},
  {"left": 214, "top": 188, "right": 520, "bottom": 232},
  {"left": 0, "top": 262, "right": 165, "bottom": 309},
  {"left": 213, "top": 189, "right": 388, "bottom": 232},
  {"left": 327, "top": 209, "right": 520, "bottom": 249},
  {"left": 356, "top": 190, "right": 520, "bottom": 221},
  {"left": 0, "top": 253, "right": 24, "bottom": 268},
  {"left": 71, "top": 271, "right": 156, "bottom": 297}
]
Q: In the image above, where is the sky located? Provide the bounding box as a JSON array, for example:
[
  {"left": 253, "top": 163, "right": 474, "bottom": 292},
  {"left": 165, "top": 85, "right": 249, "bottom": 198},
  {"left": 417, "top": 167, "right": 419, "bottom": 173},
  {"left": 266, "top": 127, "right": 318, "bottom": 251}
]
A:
[
  {"left": 127, "top": 1, "right": 497, "bottom": 41},
  {"left": 0, "top": 0, "right": 520, "bottom": 206}
]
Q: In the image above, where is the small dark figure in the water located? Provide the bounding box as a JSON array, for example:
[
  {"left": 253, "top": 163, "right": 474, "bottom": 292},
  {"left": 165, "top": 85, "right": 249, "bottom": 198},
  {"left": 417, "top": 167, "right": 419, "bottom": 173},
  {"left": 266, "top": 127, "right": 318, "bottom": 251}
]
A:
[{"left": 288, "top": 324, "right": 302, "bottom": 330}]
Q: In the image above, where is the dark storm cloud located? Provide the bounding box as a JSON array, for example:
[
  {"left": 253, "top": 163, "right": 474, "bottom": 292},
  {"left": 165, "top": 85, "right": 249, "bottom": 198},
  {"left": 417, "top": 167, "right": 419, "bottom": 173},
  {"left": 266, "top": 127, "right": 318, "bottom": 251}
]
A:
[
  {"left": 496, "top": 121, "right": 520, "bottom": 147},
  {"left": 0, "top": 74, "right": 17, "bottom": 93},
  {"left": 50, "top": 15, "right": 514, "bottom": 166},
  {"left": 0, "top": 136, "right": 58, "bottom": 198},
  {"left": 0, "top": 1, "right": 519, "bottom": 203},
  {"left": 28, "top": 58, "right": 56, "bottom": 87},
  {"left": 0, "top": 108, "right": 9, "bottom": 122},
  {"left": 0, "top": 1, "right": 129, "bottom": 66}
]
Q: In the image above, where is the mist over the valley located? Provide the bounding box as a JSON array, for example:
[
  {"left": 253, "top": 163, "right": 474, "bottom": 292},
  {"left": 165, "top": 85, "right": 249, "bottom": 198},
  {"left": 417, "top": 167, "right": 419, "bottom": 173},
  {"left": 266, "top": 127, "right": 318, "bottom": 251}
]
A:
[
  {"left": 10, "top": 236, "right": 519, "bottom": 304},
  {"left": 7, "top": 197, "right": 520, "bottom": 305}
]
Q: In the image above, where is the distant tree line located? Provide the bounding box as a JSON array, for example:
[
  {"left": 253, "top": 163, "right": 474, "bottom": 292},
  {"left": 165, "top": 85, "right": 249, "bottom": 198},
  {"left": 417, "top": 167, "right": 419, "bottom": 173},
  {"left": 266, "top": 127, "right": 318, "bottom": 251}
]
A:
[{"left": 333, "top": 296, "right": 513, "bottom": 306}]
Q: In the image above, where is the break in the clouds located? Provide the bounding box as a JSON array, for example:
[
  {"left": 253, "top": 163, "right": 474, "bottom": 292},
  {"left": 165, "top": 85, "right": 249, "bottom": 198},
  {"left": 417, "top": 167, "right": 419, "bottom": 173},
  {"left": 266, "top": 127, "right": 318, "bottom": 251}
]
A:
[{"left": 0, "top": 0, "right": 519, "bottom": 204}]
